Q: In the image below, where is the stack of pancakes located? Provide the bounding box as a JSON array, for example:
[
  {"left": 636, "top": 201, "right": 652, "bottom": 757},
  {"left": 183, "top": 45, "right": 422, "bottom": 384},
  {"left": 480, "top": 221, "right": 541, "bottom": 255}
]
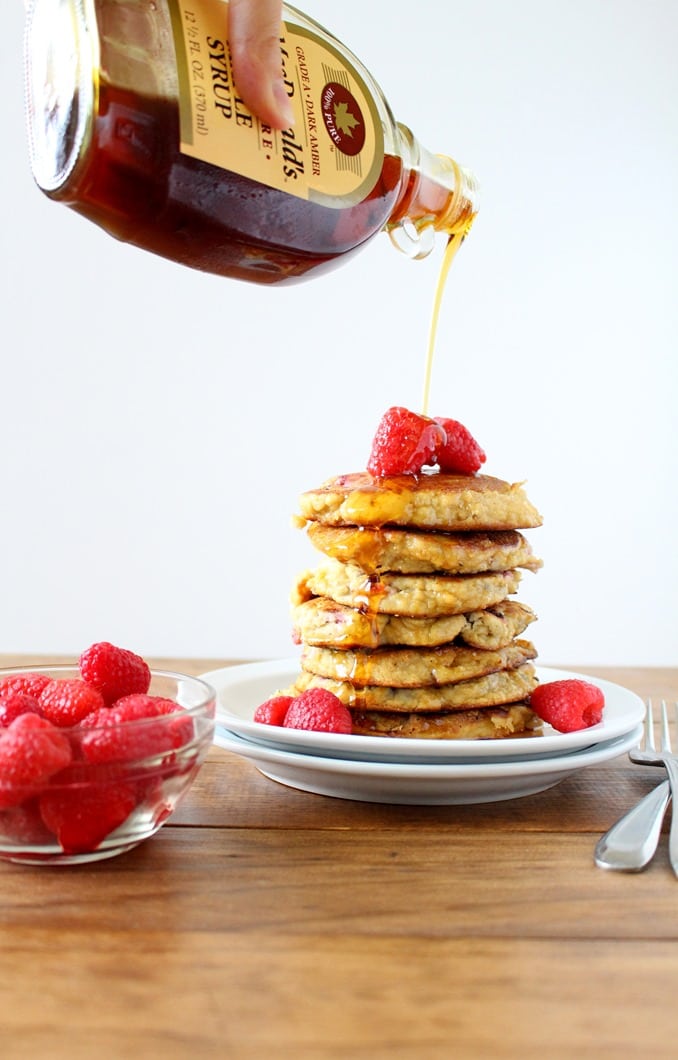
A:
[{"left": 287, "top": 471, "right": 544, "bottom": 739}]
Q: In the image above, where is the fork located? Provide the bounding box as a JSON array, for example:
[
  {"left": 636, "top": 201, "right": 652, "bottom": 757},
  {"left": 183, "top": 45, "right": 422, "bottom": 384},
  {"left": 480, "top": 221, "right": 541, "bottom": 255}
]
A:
[
  {"left": 595, "top": 701, "right": 677, "bottom": 874},
  {"left": 594, "top": 779, "right": 671, "bottom": 872},
  {"left": 628, "top": 700, "right": 678, "bottom": 875}
]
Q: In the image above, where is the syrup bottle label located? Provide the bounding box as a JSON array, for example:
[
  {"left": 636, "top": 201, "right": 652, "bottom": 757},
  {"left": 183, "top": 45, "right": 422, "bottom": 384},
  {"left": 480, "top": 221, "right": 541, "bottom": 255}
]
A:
[{"left": 169, "top": 0, "right": 385, "bottom": 207}]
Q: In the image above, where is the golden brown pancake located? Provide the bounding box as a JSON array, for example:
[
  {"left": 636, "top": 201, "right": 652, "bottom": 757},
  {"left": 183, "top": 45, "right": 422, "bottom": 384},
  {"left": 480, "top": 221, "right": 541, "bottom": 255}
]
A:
[
  {"left": 292, "top": 597, "right": 536, "bottom": 650},
  {"left": 460, "top": 600, "right": 538, "bottom": 650},
  {"left": 293, "top": 596, "right": 466, "bottom": 649},
  {"left": 293, "top": 560, "right": 521, "bottom": 618},
  {"left": 305, "top": 524, "right": 542, "bottom": 575},
  {"left": 295, "top": 471, "right": 543, "bottom": 532},
  {"left": 301, "top": 639, "right": 537, "bottom": 688},
  {"left": 289, "top": 462, "right": 542, "bottom": 741},
  {"left": 350, "top": 703, "right": 542, "bottom": 739},
  {"left": 287, "top": 663, "right": 538, "bottom": 712}
]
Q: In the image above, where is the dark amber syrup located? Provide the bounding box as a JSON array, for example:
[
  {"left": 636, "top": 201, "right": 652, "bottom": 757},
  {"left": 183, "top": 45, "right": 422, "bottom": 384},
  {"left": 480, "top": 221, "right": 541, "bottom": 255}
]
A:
[{"left": 65, "top": 84, "right": 404, "bottom": 285}]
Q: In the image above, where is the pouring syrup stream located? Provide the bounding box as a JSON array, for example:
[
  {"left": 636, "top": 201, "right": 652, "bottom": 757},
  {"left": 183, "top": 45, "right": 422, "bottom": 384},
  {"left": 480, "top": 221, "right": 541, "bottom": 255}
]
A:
[{"left": 421, "top": 222, "right": 474, "bottom": 417}]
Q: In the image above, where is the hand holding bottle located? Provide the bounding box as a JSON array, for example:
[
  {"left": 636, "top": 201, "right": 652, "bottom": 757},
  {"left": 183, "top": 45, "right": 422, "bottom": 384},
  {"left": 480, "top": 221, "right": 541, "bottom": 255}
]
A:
[{"left": 228, "top": 0, "right": 293, "bottom": 128}]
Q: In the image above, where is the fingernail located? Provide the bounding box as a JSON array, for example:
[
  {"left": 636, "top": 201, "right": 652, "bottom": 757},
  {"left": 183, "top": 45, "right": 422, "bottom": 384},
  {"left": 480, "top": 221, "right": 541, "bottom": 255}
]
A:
[{"left": 273, "top": 80, "right": 295, "bottom": 127}]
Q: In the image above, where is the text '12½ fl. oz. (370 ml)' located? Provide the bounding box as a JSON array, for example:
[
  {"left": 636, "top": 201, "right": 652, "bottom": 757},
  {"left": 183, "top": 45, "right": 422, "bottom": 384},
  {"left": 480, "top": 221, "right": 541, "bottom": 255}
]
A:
[{"left": 24, "top": 0, "right": 478, "bottom": 284}]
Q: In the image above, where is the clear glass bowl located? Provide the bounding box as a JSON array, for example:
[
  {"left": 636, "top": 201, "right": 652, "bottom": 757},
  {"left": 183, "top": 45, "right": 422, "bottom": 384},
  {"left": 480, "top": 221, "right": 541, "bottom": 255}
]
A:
[{"left": 0, "top": 666, "right": 215, "bottom": 865}]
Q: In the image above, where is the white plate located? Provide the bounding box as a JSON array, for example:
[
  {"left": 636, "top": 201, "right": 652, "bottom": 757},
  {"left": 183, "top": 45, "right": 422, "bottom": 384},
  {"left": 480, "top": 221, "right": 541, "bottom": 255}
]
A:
[
  {"left": 213, "top": 724, "right": 643, "bottom": 804},
  {"left": 203, "top": 659, "right": 645, "bottom": 764}
]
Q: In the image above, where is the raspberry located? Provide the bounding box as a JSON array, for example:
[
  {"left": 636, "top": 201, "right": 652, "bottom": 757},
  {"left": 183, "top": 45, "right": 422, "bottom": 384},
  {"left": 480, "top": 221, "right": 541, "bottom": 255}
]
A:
[
  {"left": 40, "top": 779, "right": 138, "bottom": 855},
  {"left": 0, "top": 799, "right": 54, "bottom": 845},
  {"left": 253, "top": 695, "right": 294, "bottom": 726},
  {"left": 114, "top": 695, "right": 194, "bottom": 750},
  {"left": 283, "top": 689, "right": 352, "bottom": 734},
  {"left": 0, "top": 692, "right": 43, "bottom": 728},
  {"left": 367, "top": 407, "right": 445, "bottom": 477},
  {"left": 0, "top": 673, "right": 51, "bottom": 701},
  {"left": 39, "top": 678, "right": 105, "bottom": 727},
  {"left": 79, "top": 641, "right": 151, "bottom": 706},
  {"left": 0, "top": 714, "right": 73, "bottom": 809},
  {"left": 529, "top": 679, "right": 605, "bottom": 733},
  {"left": 80, "top": 694, "right": 192, "bottom": 764},
  {"left": 434, "top": 417, "right": 486, "bottom": 474}
]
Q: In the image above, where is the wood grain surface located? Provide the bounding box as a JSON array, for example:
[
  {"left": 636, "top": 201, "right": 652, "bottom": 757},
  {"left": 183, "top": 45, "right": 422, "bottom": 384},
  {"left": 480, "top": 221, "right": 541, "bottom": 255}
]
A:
[{"left": 1, "top": 658, "right": 677, "bottom": 1058}]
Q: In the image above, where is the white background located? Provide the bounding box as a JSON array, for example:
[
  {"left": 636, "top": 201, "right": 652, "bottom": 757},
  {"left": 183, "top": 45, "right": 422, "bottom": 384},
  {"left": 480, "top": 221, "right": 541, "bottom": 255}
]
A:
[{"left": 1, "top": 0, "right": 676, "bottom": 667}]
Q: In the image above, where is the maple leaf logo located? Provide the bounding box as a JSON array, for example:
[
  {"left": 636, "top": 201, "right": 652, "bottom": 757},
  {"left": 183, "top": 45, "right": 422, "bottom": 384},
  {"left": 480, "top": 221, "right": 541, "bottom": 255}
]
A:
[{"left": 333, "top": 100, "right": 360, "bottom": 137}]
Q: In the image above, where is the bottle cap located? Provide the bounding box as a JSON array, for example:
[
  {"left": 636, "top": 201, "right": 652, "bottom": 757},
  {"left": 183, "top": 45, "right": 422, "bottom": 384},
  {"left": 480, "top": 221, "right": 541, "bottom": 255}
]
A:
[{"left": 25, "top": 0, "right": 95, "bottom": 193}]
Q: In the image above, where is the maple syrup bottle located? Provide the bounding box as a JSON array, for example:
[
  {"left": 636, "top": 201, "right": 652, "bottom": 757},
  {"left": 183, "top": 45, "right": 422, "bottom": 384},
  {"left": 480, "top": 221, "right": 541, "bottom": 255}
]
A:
[{"left": 24, "top": 0, "right": 478, "bottom": 284}]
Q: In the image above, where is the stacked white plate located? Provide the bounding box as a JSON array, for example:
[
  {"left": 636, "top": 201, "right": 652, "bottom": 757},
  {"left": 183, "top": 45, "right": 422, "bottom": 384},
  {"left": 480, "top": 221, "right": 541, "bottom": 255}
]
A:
[{"left": 205, "top": 660, "right": 644, "bottom": 805}]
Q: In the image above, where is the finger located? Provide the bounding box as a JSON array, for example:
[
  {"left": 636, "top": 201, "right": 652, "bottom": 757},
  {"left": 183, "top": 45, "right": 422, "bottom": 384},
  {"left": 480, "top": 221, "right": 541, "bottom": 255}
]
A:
[{"left": 228, "top": 0, "right": 294, "bottom": 129}]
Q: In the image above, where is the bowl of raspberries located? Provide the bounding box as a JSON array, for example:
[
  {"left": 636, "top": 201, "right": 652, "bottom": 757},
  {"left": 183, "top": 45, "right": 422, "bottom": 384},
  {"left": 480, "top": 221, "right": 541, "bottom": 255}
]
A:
[{"left": 0, "top": 642, "right": 216, "bottom": 865}]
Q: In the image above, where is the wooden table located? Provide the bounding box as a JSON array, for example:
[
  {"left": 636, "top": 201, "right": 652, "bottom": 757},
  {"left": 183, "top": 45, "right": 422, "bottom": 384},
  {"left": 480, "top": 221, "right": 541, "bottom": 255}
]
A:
[{"left": 1, "top": 659, "right": 677, "bottom": 1058}]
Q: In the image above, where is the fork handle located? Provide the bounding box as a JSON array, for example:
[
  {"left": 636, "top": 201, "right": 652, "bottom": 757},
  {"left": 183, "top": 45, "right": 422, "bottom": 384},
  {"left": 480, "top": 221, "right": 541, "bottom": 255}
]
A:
[
  {"left": 595, "top": 780, "right": 671, "bottom": 872},
  {"left": 660, "top": 756, "right": 678, "bottom": 877}
]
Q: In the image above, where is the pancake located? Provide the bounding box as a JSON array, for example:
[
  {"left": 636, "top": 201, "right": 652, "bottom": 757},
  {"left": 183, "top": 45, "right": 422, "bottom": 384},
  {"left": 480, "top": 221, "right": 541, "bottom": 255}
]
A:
[
  {"left": 301, "top": 639, "right": 536, "bottom": 688},
  {"left": 295, "top": 471, "right": 543, "bottom": 532},
  {"left": 306, "top": 524, "right": 542, "bottom": 575},
  {"left": 293, "top": 596, "right": 467, "bottom": 648},
  {"left": 460, "top": 600, "right": 537, "bottom": 650},
  {"left": 292, "top": 597, "right": 536, "bottom": 650},
  {"left": 288, "top": 663, "right": 538, "bottom": 712},
  {"left": 293, "top": 560, "right": 521, "bottom": 618},
  {"left": 289, "top": 456, "right": 542, "bottom": 741},
  {"left": 350, "top": 703, "right": 541, "bottom": 739}
]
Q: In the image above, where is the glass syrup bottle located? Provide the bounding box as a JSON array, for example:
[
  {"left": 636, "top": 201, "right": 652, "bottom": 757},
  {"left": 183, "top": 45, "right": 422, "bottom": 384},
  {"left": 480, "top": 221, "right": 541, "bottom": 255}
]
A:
[{"left": 24, "top": 0, "right": 478, "bottom": 284}]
